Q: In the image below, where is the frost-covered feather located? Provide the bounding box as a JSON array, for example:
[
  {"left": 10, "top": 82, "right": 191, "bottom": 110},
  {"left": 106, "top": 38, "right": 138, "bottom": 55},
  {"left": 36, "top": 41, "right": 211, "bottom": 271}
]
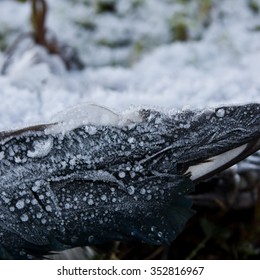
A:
[{"left": 0, "top": 103, "right": 259, "bottom": 259}]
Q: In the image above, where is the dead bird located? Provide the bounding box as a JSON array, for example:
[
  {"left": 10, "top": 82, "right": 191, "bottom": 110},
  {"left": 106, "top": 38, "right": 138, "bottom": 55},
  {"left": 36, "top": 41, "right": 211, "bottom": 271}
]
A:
[{"left": 0, "top": 103, "right": 259, "bottom": 259}]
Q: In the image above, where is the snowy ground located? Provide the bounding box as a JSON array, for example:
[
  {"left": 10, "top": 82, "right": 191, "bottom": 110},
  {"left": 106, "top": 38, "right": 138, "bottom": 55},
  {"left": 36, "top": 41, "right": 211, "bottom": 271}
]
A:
[{"left": 0, "top": 0, "right": 260, "bottom": 131}]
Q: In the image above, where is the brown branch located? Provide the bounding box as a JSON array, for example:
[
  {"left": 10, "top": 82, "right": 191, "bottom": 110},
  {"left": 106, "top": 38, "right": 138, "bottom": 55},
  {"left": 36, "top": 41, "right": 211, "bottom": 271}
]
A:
[{"left": 30, "top": 0, "right": 47, "bottom": 46}]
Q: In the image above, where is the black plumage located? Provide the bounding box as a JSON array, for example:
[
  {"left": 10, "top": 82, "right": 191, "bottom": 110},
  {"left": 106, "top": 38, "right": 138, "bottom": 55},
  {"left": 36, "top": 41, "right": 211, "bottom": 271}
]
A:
[{"left": 0, "top": 103, "right": 259, "bottom": 259}]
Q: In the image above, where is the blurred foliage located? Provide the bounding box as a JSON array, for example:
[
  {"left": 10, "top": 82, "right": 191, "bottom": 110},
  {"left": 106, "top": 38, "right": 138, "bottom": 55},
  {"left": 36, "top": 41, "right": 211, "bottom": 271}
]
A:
[
  {"left": 0, "top": 31, "right": 8, "bottom": 51},
  {"left": 169, "top": 13, "right": 189, "bottom": 41},
  {"left": 75, "top": 19, "right": 97, "bottom": 31},
  {"left": 96, "top": 0, "right": 116, "bottom": 13},
  {"left": 1, "top": 0, "right": 257, "bottom": 67},
  {"left": 169, "top": 0, "right": 213, "bottom": 42},
  {"left": 248, "top": 0, "right": 260, "bottom": 14}
]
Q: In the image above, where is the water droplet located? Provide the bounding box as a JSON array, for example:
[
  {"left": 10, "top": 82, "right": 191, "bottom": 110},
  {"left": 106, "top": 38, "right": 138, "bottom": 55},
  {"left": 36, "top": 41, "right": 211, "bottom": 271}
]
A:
[
  {"left": 101, "top": 194, "right": 107, "bottom": 201},
  {"left": 146, "top": 194, "right": 152, "bottom": 201},
  {"left": 158, "top": 232, "right": 163, "bottom": 238}
]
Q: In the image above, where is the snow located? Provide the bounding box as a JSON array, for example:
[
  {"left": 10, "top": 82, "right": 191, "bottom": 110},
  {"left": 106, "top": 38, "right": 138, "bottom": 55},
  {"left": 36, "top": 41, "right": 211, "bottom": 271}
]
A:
[
  {"left": 45, "top": 103, "right": 120, "bottom": 134},
  {"left": 0, "top": 0, "right": 259, "bottom": 133},
  {"left": 0, "top": 0, "right": 260, "bottom": 196}
]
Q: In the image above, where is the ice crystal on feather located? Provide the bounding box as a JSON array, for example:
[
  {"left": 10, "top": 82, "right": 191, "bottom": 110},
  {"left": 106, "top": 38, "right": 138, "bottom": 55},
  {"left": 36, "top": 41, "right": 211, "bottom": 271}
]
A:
[{"left": 0, "top": 103, "right": 259, "bottom": 259}]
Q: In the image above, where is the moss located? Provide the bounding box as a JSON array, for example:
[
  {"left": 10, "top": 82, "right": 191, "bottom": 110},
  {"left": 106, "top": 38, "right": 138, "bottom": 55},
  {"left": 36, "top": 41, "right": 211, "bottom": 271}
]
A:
[
  {"left": 198, "top": 0, "right": 212, "bottom": 27},
  {"left": 251, "top": 25, "right": 260, "bottom": 31},
  {"left": 134, "top": 41, "right": 144, "bottom": 56},
  {"left": 98, "top": 38, "right": 131, "bottom": 48},
  {"left": 0, "top": 32, "right": 8, "bottom": 51},
  {"left": 248, "top": 0, "right": 260, "bottom": 14},
  {"left": 169, "top": 14, "right": 189, "bottom": 42},
  {"left": 132, "top": 0, "right": 144, "bottom": 9},
  {"left": 96, "top": 0, "right": 116, "bottom": 14},
  {"left": 75, "top": 20, "right": 96, "bottom": 31},
  {"left": 176, "top": 0, "right": 190, "bottom": 4}
]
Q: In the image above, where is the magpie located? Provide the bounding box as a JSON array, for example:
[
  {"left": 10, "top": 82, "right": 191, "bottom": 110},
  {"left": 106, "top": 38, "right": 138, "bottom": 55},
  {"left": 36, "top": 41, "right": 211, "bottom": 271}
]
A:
[{"left": 0, "top": 103, "right": 259, "bottom": 259}]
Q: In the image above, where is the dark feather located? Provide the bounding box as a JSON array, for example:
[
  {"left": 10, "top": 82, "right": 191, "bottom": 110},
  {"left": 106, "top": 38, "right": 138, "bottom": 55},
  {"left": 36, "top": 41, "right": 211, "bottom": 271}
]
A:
[{"left": 0, "top": 103, "right": 259, "bottom": 259}]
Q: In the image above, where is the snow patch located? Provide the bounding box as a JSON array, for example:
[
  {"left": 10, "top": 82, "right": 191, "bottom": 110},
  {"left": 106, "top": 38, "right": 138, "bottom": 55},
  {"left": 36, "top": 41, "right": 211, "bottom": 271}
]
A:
[
  {"left": 45, "top": 103, "right": 120, "bottom": 134},
  {"left": 44, "top": 103, "right": 144, "bottom": 135}
]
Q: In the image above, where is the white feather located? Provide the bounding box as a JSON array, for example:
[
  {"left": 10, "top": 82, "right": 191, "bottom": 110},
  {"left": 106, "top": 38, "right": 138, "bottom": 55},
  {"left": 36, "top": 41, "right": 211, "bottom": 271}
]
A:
[{"left": 185, "top": 144, "right": 248, "bottom": 181}]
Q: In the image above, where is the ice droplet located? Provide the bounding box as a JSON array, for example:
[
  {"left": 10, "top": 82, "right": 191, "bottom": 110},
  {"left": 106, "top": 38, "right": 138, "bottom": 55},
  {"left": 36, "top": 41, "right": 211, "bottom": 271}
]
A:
[
  {"left": 127, "top": 186, "right": 135, "bottom": 195},
  {"left": 36, "top": 212, "right": 42, "bottom": 219},
  {"left": 20, "top": 213, "right": 29, "bottom": 222},
  {"left": 118, "top": 171, "right": 126, "bottom": 178},
  {"left": 16, "top": 200, "right": 25, "bottom": 209},
  {"left": 140, "top": 188, "right": 146, "bottom": 195},
  {"left": 45, "top": 205, "right": 52, "bottom": 212},
  {"left": 216, "top": 108, "right": 225, "bottom": 118},
  {"left": 88, "top": 198, "right": 94, "bottom": 205}
]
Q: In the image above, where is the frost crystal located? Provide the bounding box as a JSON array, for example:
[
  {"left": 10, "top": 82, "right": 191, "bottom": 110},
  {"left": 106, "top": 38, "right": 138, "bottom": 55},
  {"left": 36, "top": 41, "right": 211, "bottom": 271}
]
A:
[
  {"left": 215, "top": 108, "right": 225, "bottom": 118},
  {"left": 0, "top": 103, "right": 259, "bottom": 259},
  {"left": 20, "top": 214, "right": 29, "bottom": 222},
  {"left": 87, "top": 198, "right": 94, "bottom": 205},
  {"left": 16, "top": 200, "right": 25, "bottom": 209}
]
